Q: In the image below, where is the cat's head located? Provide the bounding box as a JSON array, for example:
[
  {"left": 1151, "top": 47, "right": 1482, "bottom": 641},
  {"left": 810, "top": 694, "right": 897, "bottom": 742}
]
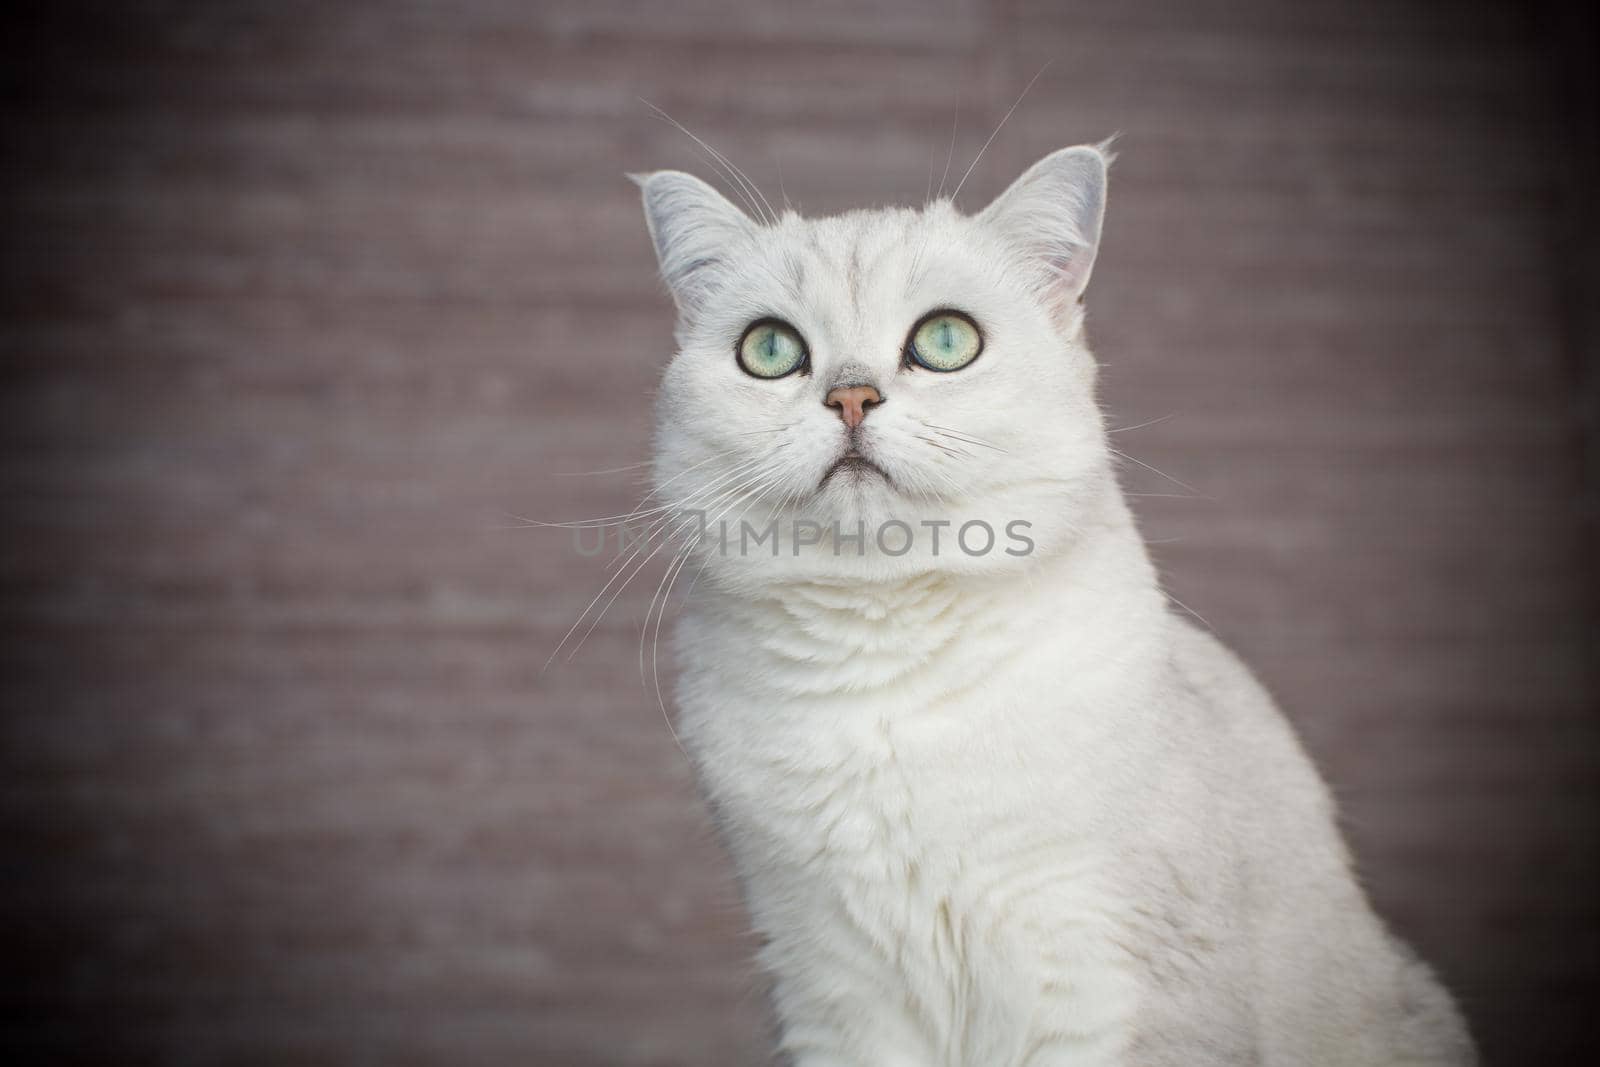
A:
[{"left": 634, "top": 144, "right": 1117, "bottom": 588}]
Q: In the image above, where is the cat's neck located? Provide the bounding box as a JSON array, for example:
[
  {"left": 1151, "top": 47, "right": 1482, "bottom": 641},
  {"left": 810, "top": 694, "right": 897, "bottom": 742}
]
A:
[{"left": 684, "top": 485, "right": 1167, "bottom": 708}]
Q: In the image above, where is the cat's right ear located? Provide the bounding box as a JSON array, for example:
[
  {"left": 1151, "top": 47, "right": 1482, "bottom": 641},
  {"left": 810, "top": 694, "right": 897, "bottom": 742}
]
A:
[
  {"left": 978, "top": 142, "right": 1112, "bottom": 315},
  {"left": 630, "top": 171, "right": 753, "bottom": 319}
]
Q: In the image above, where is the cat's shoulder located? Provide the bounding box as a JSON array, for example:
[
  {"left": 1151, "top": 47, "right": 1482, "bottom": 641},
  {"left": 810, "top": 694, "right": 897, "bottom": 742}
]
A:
[
  {"left": 1161, "top": 614, "right": 1272, "bottom": 708},
  {"left": 1157, "top": 612, "right": 1335, "bottom": 804},
  {"left": 1157, "top": 614, "right": 1312, "bottom": 751}
]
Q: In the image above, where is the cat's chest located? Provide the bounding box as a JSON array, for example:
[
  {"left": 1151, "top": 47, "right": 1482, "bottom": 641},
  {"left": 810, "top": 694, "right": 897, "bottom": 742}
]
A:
[
  {"left": 675, "top": 578, "right": 1146, "bottom": 853},
  {"left": 674, "top": 586, "right": 1160, "bottom": 1064},
  {"left": 715, "top": 713, "right": 1139, "bottom": 1065},
  {"left": 703, "top": 685, "right": 1114, "bottom": 900}
]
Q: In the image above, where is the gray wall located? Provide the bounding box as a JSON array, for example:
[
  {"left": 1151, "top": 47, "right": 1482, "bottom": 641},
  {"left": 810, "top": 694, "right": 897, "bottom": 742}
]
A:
[{"left": 2, "top": 1, "right": 1595, "bottom": 1063}]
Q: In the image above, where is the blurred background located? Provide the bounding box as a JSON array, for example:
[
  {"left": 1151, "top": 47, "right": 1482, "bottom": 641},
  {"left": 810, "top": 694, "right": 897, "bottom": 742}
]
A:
[{"left": 2, "top": 1, "right": 1596, "bottom": 1063}]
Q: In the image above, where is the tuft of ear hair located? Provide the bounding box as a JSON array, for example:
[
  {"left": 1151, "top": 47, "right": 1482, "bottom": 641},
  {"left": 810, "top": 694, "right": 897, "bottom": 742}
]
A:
[
  {"left": 978, "top": 140, "right": 1114, "bottom": 308},
  {"left": 630, "top": 171, "right": 752, "bottom": 319}
]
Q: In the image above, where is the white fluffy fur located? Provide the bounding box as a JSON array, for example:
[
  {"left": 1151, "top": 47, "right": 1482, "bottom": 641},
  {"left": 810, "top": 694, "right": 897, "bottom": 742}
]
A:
[{"left": 633, "top": 145, "right": 1476, "bottom": 1066}]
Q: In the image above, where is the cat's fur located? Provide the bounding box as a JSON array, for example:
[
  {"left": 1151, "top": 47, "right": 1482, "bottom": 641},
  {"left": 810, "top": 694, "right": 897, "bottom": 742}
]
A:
[{"left": 632, "top": 144, "right": 1476, "bottom": 1066}]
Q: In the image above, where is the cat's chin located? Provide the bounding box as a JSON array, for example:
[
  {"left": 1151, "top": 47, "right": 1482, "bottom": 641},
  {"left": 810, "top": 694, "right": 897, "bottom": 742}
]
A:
[
  {"left": 811, "top": 469, "right": 904, "bottom": 528},
  {"left": 819, "top": 453, "right": 891, "bottom": 488}
]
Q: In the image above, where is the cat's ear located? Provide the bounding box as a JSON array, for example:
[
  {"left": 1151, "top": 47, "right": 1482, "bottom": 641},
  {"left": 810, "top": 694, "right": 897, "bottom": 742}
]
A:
[
  {"left": 631, "top": 170, "right": 753, "bottom": 319},
  {"left": 978, "top": 142, "right": 1111, "bottom": 308}
]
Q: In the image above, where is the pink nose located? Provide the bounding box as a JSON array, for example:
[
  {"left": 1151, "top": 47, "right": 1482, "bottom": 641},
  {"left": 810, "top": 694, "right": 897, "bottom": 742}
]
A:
[{"left": 825, "top": 385, "right": 882, "bottom": 429}]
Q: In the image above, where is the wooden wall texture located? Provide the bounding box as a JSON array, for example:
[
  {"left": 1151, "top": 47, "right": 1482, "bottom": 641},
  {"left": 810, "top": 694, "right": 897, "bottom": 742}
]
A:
[{"left": 2, "top": 1, "right": 1595, "bottom": 1063}]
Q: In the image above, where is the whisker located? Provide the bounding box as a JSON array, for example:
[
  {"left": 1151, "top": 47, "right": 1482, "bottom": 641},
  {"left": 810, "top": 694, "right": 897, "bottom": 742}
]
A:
[
  {"left": 929, "top": 432, "right": 989, "bottom": 456},
  {"left": 641, "top": 99, "right": 778, "bottom": 225},
  {"left": 542, "top": 459, "right": 777, "bottom": 670},
  {"left": 1107, "top": 413, "right": 1176, "bottom": 435},
  {"left": 552, "top": 459, "right": 655, "bottom": 477},
  {"left": 1108, "top": 447, "right": 1201, "bottom": 495},
  {"left": 922, "top": 421, "right": 1009, "bottom": 453},
  {"left": 950, "top": 62, "right": 1050, "bottom": 204},
  {"left": 697, "top": 467, "right": 787, "bottom": 546},
  {"left": 628, "top": 447, "right": 760, "bottom": 514},
  {"left": 518, "top": 457, "right": 755, "bottom": 531},
  {"left": 515, "top": 452, "right": 756, "bottom": 531},
  {"left": 563, "top": 534, "right": 678, "bottom": 665},
  {"left": 909, "top": 112, "right": 962, "bottom": 286},
  {"left": 541, "top": 523, "right": 663, "bottom": 674},
  {"left": 726, "top": 470, "right": 792, "bottom": 537},
  {"left": 936, "top": 112, "right": 958, "bottom": 201},
  {"left": 621, "top": 461, "right": 784, "bottom": 566},
  {"left": 650, "top": 541, "right": 698, "bottom": 759},
  {"left": 917, "top": 434, "right": 970, "bottom": 460},
  {"left": 641, "top": 536, "right": 696, "bottom": 688},
  {"left": 602, "top": 458, "right": 773, "bottom": 565},
  {"left": 1164, "top": 589, "right": 1215, "bottom": 634},
  {"left": 677, "top": 540, "right": 717, "bottom": 610}
]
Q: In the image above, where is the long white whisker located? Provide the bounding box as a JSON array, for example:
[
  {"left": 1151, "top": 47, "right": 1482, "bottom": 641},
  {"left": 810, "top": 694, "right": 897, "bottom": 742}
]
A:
[
  {"left": 950, "top": 62, "right": 1050, "bottom": 204},
  {"left": 642, "top": 99, "right": 766, "bottom": 223},
  {"left": 1164, "top": 589, "right": 1215, "bottom": 634},
  {"left": 604, "top": 456, "right": 773, "bottom": 565},
  {"left": 923, "top": 421, "right": 1009, "bottom": 453},
  {"left": 563, "top": 535, "right": 678, "bottom": 665},
  {"left": 641, "top": 99, "right": 778, "bottom": 225},
  {"left": 512, "top": 454, "right": 757, "bottom": 530},
  {"left": 552, "top": 459, "right": 655, "bottom": 477},
  {"left": 1107, "top": 413, "right": 1177, "bottom": 435},
  {"left": 541, "top": 522, "right": 664, "bottom": 674},
  {"left": 619, "top": 464, "right": 784, "bottom": 570},
  {"left": 675, "top": 467, "right": 793, "bottom": 607},
  {"left": 715, "top": 469, "right": 790, "bottom": 544},
  {"left": 597, "top": 452, "right": 777, "bottom": 557},
  {"left": 653, "top": 467, "right": 777, "bottom": 555},
  {"left": 1109, "top": 446, "right": 1200, "bottom": 495},
  {"left": 543, "top": 463, "right": 771, "bottom": 671},
  {"left": 936, "top": 112, "right": 958, "bottom": 201},
  {"left": 627, "top": 447, "right": 764, "bottom": 517},
  {"left": 917, "top": 434, "right": 970, "bottom": 460},
  {"left": 650, "top": 541, "right": 697, "bottom": 760},
  {"left": 641, "top": 538, "right": 695, "bottom": 687}
]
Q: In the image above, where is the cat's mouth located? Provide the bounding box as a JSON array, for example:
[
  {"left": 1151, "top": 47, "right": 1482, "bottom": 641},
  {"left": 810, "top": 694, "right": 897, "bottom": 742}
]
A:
[{"left": 821, "top": 449, "right": 890, "bottom": 487}]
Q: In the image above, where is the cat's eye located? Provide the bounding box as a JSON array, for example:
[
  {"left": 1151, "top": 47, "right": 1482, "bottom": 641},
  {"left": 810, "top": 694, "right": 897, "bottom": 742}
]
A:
[
  {"left": 906, "top": 310, "right": 983, "bottom": 372},
  {"left": 737, "top": 319, "right": 808, "bottom": 379}
]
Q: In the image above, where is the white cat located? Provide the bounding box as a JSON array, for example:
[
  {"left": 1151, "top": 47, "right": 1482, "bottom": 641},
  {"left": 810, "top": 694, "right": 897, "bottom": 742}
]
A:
[{"left": 630, "top": 143, "right": 1476, "bottom": 1066}]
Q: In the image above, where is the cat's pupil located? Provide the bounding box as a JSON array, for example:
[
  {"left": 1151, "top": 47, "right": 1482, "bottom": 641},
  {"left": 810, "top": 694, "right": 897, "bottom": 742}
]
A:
[{"left": 936, "top": 322, "right": 953, "bottom": 350}]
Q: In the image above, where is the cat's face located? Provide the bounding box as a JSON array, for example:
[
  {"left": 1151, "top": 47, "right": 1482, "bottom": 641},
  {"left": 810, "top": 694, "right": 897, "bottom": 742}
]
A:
[{"left": 636, "top": 145, "right": 1116, "bottom": 586}]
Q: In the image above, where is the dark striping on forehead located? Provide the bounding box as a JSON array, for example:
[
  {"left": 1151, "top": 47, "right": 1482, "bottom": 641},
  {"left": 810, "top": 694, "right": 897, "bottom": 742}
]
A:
[
  {"left": 785, "top": 211, "right": 927, "bottom": 308},
  {"left": 782, "top": 250, "right": 806, "bottom": 298},
  {"left": 846, "top": 244, "right": 863, "bottom": 316}
]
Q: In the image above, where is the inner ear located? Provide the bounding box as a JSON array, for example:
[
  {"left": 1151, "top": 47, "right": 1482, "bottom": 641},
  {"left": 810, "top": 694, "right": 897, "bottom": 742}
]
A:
[
  {"left": 631, "top": 171, "right": 753, "bottom": 319},
  {"left": 978, "top": 143, "right": 1110, "bottom": 309}
]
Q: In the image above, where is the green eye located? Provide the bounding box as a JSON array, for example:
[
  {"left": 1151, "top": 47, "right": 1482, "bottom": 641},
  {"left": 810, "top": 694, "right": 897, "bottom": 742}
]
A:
[
  {"left": 737, "top": 319, "right": 808, "bottom": 379},
  {"left": 908, "top": 311, "right": 983, "bottom": 372}
]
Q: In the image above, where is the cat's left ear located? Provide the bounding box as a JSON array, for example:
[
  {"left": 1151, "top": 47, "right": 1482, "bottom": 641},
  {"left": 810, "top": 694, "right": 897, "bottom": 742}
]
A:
[
  {"left": 979, "top": 142, "right": 1112, "bottom": 307},
  {"left": 630, "top": 170, "right": 754, "bottom": 320}
]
